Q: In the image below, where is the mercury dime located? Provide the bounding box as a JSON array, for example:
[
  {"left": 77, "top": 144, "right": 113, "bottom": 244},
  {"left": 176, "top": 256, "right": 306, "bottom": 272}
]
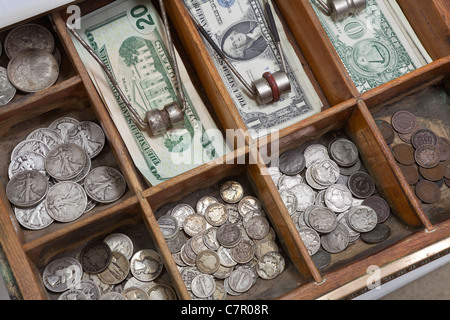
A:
[
  {"left": 298, "top": 227, "right": 321, "bottom": 255},
  {"left": 166, "top": 231, "right": 188, "bottom": 253},
  {"left": 278, "top": 174, "right": 304, "bottom": 190},
  {"left": 362, "top": 196, "right": 391, "bottom": 223},
  {"left": 245, "top": 215, "right": 270, "bottom": 240},
  {"left": 180, "top": 266, "right": 201, "bottom": 290},
  {"left": 303, "top": 144, "right": 330, "bottom": 167},
  {"left": 330, "top": 138, "right": 359, "bottom": 167},
  {"left": 348, "top": 172, "right": 375, "bottom": 199},
  {"left": 66, "top": 121, "right": 105, "bottom": 158},
  {"left": 5, "top": 24, "right": 55, "bottom": 59},
  {"left": 321, "top": 223, "right": 350, "bottom": 254},
  {"left": 256, "top": 252, "right": 285, "bottom": 280},
  {"left": 45, "top": 181, "right": 87, "bottom": 222},
  {"left": 228, "top": 268, "right": 253, "bottom": 293},
  {"left": 213, "top": 282, "right": 227, "bottom": 300},
  {"left": 279, "top": 189, "right": 298, "bottom": 215},
  {"left": 14, "top": 200, "right": 54, "bottom": 230},
  {"left": 42, "top": 257, "right": 83, "bottom": 293},
  {"left": 203, "top": 227, "right": 220, "bottom": 251},
  {"left": 220, "top": 180, "right": 244, "bottom": 203},
  {"left": 8, "top": 151, "right": 46, "bottom": 179},
  {"left": 6, "top": 170, "right": 48, "bottom": 207},
  {"left": 84, "top": 166, "right": 126, "bottom": 204},
  {"left": 278, "top": 149, "right": 306, "bottom": 175},
  {"left": 157, "top": 214, "right": 179, "bottom": 240},
  {"left": 346, "top": 205, "right": 378, "bottom": 233},
  {"left": 98, "top": 252, "right": 130, "bottom": 285},
  {"left": 308, "top": 206, "right": 338, "bottom": 234},
  {"left": 45, "top": 143, "right": 86, "bottom": 181},
  {"left": 171, "top": 203, "right": 195, "bottom": 229},
  {"left": 324, "top": 184, "right": 353, "bottom": 213},
  {"left": 11, "top": 139, "right": 50, "bottom": 161},
  {"left": 27, "top": 128, "right": 63, "bottom": 150},
  {"left": 204, "top": 203, "right": 229, "bottom": 227},
  {"left": 196, "top": 250, "right": 221, "bottom": 274},
  {"left": 196, "top": 196, "right": 219, "bottom": 216},
  {"left": 412, "top": 129, "right": 437, "bottom": 149},
  {"left": 183, "top": 213, "right": 208, "bottom": 236},
  {"left": 8, "top": 49, "right": 59, "bottom": 93},
  {"left": 291, "top": 183, "right": 316, "bottom": 212},
  {"left": 130, "top": 249, "right": 163, "bottom": 282},
  {"left": 217, "top": 246, "right": 237, "bottom": 267},
  {"left": 80, "top": 240, "right": 112, "bottom": 274},
  {"left": 361, "top": 223, "right": 391, "bottom": 244},
  {"left": 49, "top": 117, "right": 79, "bottom": 140},
  {"left": 415, "top": 180, "right": 441, "bottom": 204},
  {"left": 415, "top": 144, "right": 441, "bottom": 169},
  {"left": 191, "top": 233, "right": 209, "bottom": 255},
  {"left": 217, "top": 222, "right": 241, "bottom": 248},
  {"left": 0, "top": 66, "right": 16, "bottom": 106},
  {"left": 238, "top": 196, "right": 262, "bottom": 217},
  {"left": 391, "top": 110, "right": 416, "bottom": 134},
  {"left": 230, "top": 239, "right": 255, "bottom": 264},
  {"left": 254, "top": 238, "right": 279, "bottom": 259},
  {"left": 58, "top": 289, "right": 89, "bottom": 300},
  {"left": 191, "top": 274, "right": 216, "bottom": 298}
]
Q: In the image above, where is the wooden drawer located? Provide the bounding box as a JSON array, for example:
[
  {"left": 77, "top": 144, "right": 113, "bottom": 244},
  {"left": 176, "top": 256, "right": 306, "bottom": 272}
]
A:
[{"left": 0, "top": 0, "right": 449, "bottom": 300}]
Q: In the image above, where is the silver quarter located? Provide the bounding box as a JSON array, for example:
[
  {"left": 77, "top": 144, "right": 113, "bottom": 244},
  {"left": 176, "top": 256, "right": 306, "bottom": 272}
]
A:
[
  {"left": 121, "top": 287, "right": 149, "bottom": 300},
  {"left": 0, "top": 66, "right": 16, "bottom": 106},
  {"left": 42, "top": 256, "right": 83, "bottom": 293},
  {"left": 58, "top": 289, "right": 89, "bottom": 300},
  {"left": 66, "top": 121, "right": 105, "bottom": 158},
  {"left": 45, "top": 143, "right": 87, "bottom": 181},
  {"left": 84, "top": 166, "right": 127, "bottom": 204},
  {"left": 74, "top": 279, "right": 102, "bottom": 300},
  {"left": 45, "top": 181, "right": 87, "bottom": 222},
  {"left": 6, "top": 170, "right": 48, "bottom": 208},
  {"left": 98, "top": 251, "right": 130, "bottom": 285},
  {"left": 130, "top": 249, "right": 163, "bottom": 282},
  {"left": 5, "top": 24, "right": 55, "bottom": 59}
]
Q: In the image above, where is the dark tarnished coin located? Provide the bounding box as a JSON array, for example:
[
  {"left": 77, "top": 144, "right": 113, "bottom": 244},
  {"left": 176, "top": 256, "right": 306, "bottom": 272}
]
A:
[
  {"left": 195, "top": 250, "right": 220, "bottom": 275},
  {"left": 398, "top": 163, "right": 420, "bottom": 185},
  {"left": 362, "top": 196, "right": 390, "bottom": 223},
  {"left": 217, "top": 222, "right": 242, "bottom": 248},
  {"left": 8, "top": 49, "right": 59, "bottom": 93},
  {"left": 415, "top": 180, "right": 440, "bottom": 204},
  {"left": 80, "top": 240, "right": 112, "bottom": 274},
  {"left": 279, "top": 149, "right": 306, "bottom": 175},
  {"left": 6, "top": 170, "right": 48, "bottom": 208},
  {"left": 393, "top": 143, "right": 416, "bottom": 166},
  {"left": 419, "top": 162, "right": 445, "bottom": 182},
  {"left": 412, "top": 129, "right": 437, "bottom": 149},
  {"left": 348, "top": 172, "right": 375, "bottom": 199},
  {"left": 5, "top": 24, "right": 55, "bottom": 59},
  {"left": 361, "top": 224, "right": 391, "bottom": 244},
  {"left": 415, "top": 144, "right": 441, "bottom": 169},
  {"left": 0, "top": 66, "right": 16, "bottom": 106},
  {"left": 98, "top": 251, "right": 130, "bottom": 285},
  {"left": 311, "top": 250, "right": 331, "bottom": 270},
  {"left": 391, "top": 110, "right": 416, "bottom": 134},
  {"left": 321, "top": 223, "right": 350, "bottom": 254},
  {"left": 445, "top": 159, "right": 450, "bottom": 179},
  {"left": 84, "top": 166, "right": 127, "bottom": 204},
  {"left": 230, "top": 239, "right": 255, "bottom": 264},
  {"left": 436, "top": 137, "right": 450, "bottom": 161},
  {"left": 375, "top": 120, "right": 395, "bottom": 144},
  {"left": 329, "top": 138, "right": 359, "bottom": 167}
]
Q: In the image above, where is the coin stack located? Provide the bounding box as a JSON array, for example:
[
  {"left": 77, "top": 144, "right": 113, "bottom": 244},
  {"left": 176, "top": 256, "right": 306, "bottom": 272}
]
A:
[
  {"left": 42, "top": 232, "right": 177, "bottom": 300},
  {"left": 6, "top": 117, "right": 127, "bottom": 230},
  {"left": 158, "top": 180, "right": 286, "bottom": 300},
  {"left": 269, "top": 137, "right": 392, "bottom": 269},
  {"left": 377, "top": 110, "right": 450, "bottom": 204},
  {"left": 0, "top": 23, "right": 62, "bottom": 107}
]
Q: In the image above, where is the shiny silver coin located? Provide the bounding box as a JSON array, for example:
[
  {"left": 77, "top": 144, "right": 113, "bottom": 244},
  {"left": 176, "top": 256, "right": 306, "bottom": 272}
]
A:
[
  {"left": 5, "top": 24, "right": 55, "bottom": 59},
  {"left": 237, "top": 195, "right": 262, "bottom": 217},
  {"left": 183, "top": 213, "right": 208, "bottom": 237},
  {"left": 196, "top": 196, "right": 219, "bottom": 216},
  {"left": 196, "top": 250, "right": 221, "bottom": 275},
  {"left": 0, "top": 66, "right": 16, "bottom": 106},
  {"left": 279, "top": 188, "right": 298, "bottom": 215},
  {"left": 45, "top": 143, "right": 87, "bottom": 181},
  {"left": 290, "top": 183, "right": 316, "bottom": 212},
  {"left": 48, "top": 117, "right": 79, "bottom": 140},
  {"left": 6, "top": 170, "right": 48, "bottom": 208},
  {"left": 10, "top": 139, "right": 50, "bottom": 161},
  {"left": 157, "top": 214, "right": 180, "bottom": 240},
  {"left": 8, "top": 151, "right": 46, "bottom": 180},
  {"left": 45, "top": 181, "right": 87, "bottom": 223},
  {"left": 7, "top": 49, "right": 59, "bottom": 93},
  {"left": 42, "top": 257, "right": 83, "bottom": 293},
  {"left": 191, "top": 274, "right": 216, "bottom": 298},
  {"left": 84, "top": 166, "right": 127, "bottom": 204},
  {"left": 66, "top": 121, "right": 105, "bottom": 158},
  {"left": 324, "top": 184, "right": 353, "bottom": 213},
  {"left": 170, "top": 203, "right": 195, "bottom": 229},
  {"left": 14, "top": 200, "right": 54, "bottom": 230},
  {"left": 220, "top": 180, "right": 244, "bottom": 204},
  {"left": 27, "top": 128, "right": 63, "bottom": 150},
  {"left": 130, "top": 249, "right": 163, "bottom": 282}
]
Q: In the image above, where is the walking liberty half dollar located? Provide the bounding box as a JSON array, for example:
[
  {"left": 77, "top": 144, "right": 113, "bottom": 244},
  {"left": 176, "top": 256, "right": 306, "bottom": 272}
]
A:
[{"left": 84, "top": 166, "right": 127, "bottom": 204}]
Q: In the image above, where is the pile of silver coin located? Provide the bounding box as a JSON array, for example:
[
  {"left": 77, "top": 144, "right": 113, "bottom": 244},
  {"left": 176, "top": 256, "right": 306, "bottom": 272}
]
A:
[
  {"left": 6, "top": 117, "right": 127, "bottom": 230},
  {"left": 268, "top": 137, "right": 392, "bottom": 268},
  {"left": 158, "top": 180, "right": 286, "bottom": 300},
  {"left": 0, "top": 23, "right": 61, "bottom": 106},
  {"left": 42, "top": 232, "right": 177, "bottom": 300}
]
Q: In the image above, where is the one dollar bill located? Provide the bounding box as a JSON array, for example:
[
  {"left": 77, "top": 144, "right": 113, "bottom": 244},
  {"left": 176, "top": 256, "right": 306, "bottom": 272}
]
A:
[{"left": 71, "top": 0, "right": 230, "bottom": 186}]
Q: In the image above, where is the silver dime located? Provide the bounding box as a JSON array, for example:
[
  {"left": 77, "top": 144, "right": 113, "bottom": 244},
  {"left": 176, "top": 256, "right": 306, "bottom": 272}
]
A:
[
  {"left": 84, "top": 166, "right": 127, "bottom": 204},
  {"left": 220, "top": 180, "right": 244, "bottom": 204},
  {"left": 196, "top": 196, "right": 219, "bottom": 216},
  {"left": 191, "top": 274, "right": 216, "bottom": 298},
  {"left": 130, "top": 249, "right": 163, "bottom": 282},
  {"left": 166, "top": 231, "right": 188, "bottom": 253},
  {"left": 45, "top": 181, "right": 87, "bottom": 222},
  {"left": 180, "top": 266, "right": 202, "bottom": 290},
  {"left": 254, "top": 238, "right": 279, "bottom": 259},
  {"left": 100, "top": 292, "right": 127, "bottom": 300},
  {"left": 225, "top": 203, "right": 241, "bottom": 224},
  {"left": 238, "top": 195, "right": 262, "bottom": 217},
  {"left": 217, "top": 246, "right": 237, "bottom": 267},
  {"left": 66, "top": 121, "right": 105, "bottom": 158},
  {"left": 298, "top": 227, "right": 321, "bottom": 256},
  {"left": 217, "top": 222, "right": 242, "bottom": 248},
  {"left": 204, "top": 203, "right": 229, "bottom": 227},
  {"left": 14, "top": 200, "right": 54, "bottom": 230},
  {"left": 346, "top": 205, "right": 378, "bottom": 233},
  {"left": 308, "top": 206, "right": 338, "bottom": 234},
  {"left": 5, "top": 24, "right": 55, "bottom": 59},
  {"left": 321, "top": 222, "right": 350, "bottom": 254},
  {"left": 291, "top": 183, "right": 316, "bottom": 212},
  {"left": 27, "top": 128, "right": 63, "bottom": 150},
  {"left": 279, "top": 149, "right": 306, "bottom": 175},
  {"left": 196, "top": 250, "right": 221, "bottom": 275},
  {"left": 6, "top": 170, "right": 48, "bottom": 208},
  {"left": 48, "top": 117, "right": 79, "bottom": 140},
  {"left": 245, "top": 215, "right": 270, "bottom": 240},
  {"left": 146, "top": 283, "right": 177, "bottom": 300},
  {"left": 203, "top": 227, "right": 220, "bottom": 251},
  {"left": 0, "top": 66, "right": 16, "bottom": 106},
  {"left": 42, "top": 257, "right": 83, "bottom": 293},
  {"left": 11, "top": 139, "right": 50, "bottom": 161},
  {"left": 170, "top": 203, "right": 195, "bottom": 229},
  {"left": 157, "top": 214, "right": 179, "bottom": 240},
  {"left": 45, "top": 143, "right": 87, "bottom": 181},
  {"left": 230, "top": 239, "right": 255, "bottom": 264},
  {"left": 8, "top": 151, "right": 46, "bottom": 179},
  {"left": 228, "top": 268, "right": 253, "bottom": 293},
  {"left": 256, "top": 251, "right": 284, "bottom": 279},
  {"left": 7, "top": 49, "right": 59, "bottom": 93},
  {"left": 190, "top": 233, "right": 209, "bottom": 255},
  {"left": 183, "top": 213, "right": 208, "bottom": 236},
  {"left": 324, "top": 184, "right": 353, "bottom": 213},
  {"left": 330, "top": 138, "right": 359, "bottom": 167},
  {"left": 303, "top": 144, "right": 330, "bottom": 167}
]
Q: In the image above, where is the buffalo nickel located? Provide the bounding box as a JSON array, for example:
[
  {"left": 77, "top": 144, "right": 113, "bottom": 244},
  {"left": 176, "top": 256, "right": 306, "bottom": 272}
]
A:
[
  {"left": 346, "top": 205, "right": 378, "bottom": 233},
  {"left": 279, "top": 149, "right": 306, "bottom": 175}
]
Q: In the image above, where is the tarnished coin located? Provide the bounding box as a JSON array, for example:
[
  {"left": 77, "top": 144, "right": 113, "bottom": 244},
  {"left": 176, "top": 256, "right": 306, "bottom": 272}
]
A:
[
  {"left": 45, "top": 181, "right": 87, "bottom": 222},
  {"left": 254, "top": 238, "right": 279, "bottom": 259},
  {"left": 204, "top": 203, "right": 229, "bottom": 227},
  {"left": 103, "top": 233, "right": 134, "bottom": 260},
  {"left": 11, "top": 139, "right": 50, "bottom": 161},
  {"left": 42, "top": 257, "right": 83, "bottom": 293},
  {"left": 225, "top": 203, "right": 241, "bottom": 224},
  {"left": 305, "top": 166, "right": 327, "bottom": 190},
  {"left": 66, "top": 121, "right": 105, "bottom": 158},
  {"left": 419, "top": 162, "right": 445, "bottom": 182},
  {"left": 80, "top": 240, "right": 112, "bottom": 274},
  {"left": 14, "top": 200, "right": 54, "bottom": 230},
  {"left": 98, "top": 251, "right": 130, "bottom": 285},
  {"left": 291, "top": 183, "right": 316, "bottom": 211},
  {"left": 311, "top": 250, "right": 331, "bottom": 270},
  {"left": 5, "top": 24, "right": 55, "bottom": 59},
  {"left": 324, "top": 184, "right": 353, "bottom": 213},
  {"left": 362, "top": 196, "right": 391, "bottom": 223},
  {"left": 45, "top": 143, "right": 87, "bottom": 181},
  {"left": 183, "top": 213, "right": 208, "bottom": 236},
  {"left": 217, "top": 222, "right": 242, "bottom": 248},
  {"left": 58, "top": 289, "right": 89, "bottom": 300},
  {"left": 278, "top": 174, "right": 304, "bottom": 190},
  {"left": 191, "top": 274, "right": 216, "bottom": 298},
  {"left": 190, "top": 233, "right": 209, "bottom": 255},
  {"left": 157, "top": 214, "right": 179, "bottom": 240},
  {"left": 220, "top": 181, "right": 244, "bottom": 204},
  {"left": 238, "top": 196, "right": 262, "bottom": 217},
  {"left": 321, "top": 223, "right": 350, "bottom": 254},
  {"left": 279, "top": 189, "right": 298, "bottom": 215},
  {"left": 146, "top": 283, "right": 177, "bottom": 300},
  {"left": 6, "top": 170, "right": 48, "bottom": 207},
  {"left": 122, "top": 287, "right": 149, "bottom": 300},
  {"left": 337, "top": 211, "right": 360, "bottom": 242},
  {"left": 196, "top": 250, "right": 221, "bottom": 274},
  {"left": 166, "top": 231, "right": 189, "bottom": 254},
  {"left": 391, "top": 110, "right": 416, "bottom": 134},
  {"left": 196, "top": 196, "right": 219, "bottom": 216},
  {"left": 245, "top": 215, "right": 270, "bottom": 240},
  {"left": 298, "top": 227, "right": 321, "bottom": 255},
  {"left": 444, "top": 158, "right": 450, "bottom": 179},
  {"left": 436, "top": 137, "right": 450, "bottom": 161},
  {"left": 213, "top": 282, "right": 227, "bottom": 300},
  {"left": 361, "top": 224, "right": 391, "bottom": 244},
  {"left": 180, "top": 266, "right": 201, "bottom": 290},
  {"left": 74, "top": 279, "right": 102, "bottom": 300},
  {"left": 412, "top": 129, "right": 437, "bottom": 149},
  {"left": 346, "top": 205, "right": 378, "bottom": 233},
  {"left": 308, "top": 206, "right": 338, "bottom": 234},
  {"left": 348, "top": 172, "right": 375, "bottom": 199},
  {"left": 100, "top": 292, "right": 126, "bottom": 300},
  {"left": 8, "top": 151, "right": 46, "bottom": 179},
  {"left": 278, "top": 149, "right": 306, "bottom": 175},
  {"left": 311, "top": 158, "right": 340, "bottom": 186},
  {"left": 329, "top": 138, "right": 359, "bottom": 167},
  {"left": 84, "top": 166, "right": 126, "bottom": 204},
  {"left": 339, "top": 158, "right": 361, "bottom": 176},
  {"left": 303, "top": 144, "right": 330, "bottom": 167},
  {"left": 415, "top": 180, "right": 441, "bottom": 204},
  {"left": 230, "top": 239, "right": 255, "bottom": 264},
  {"left": 49, "top": 117, "right": 79, "bottom": 140},
  {"left": 415, "top": 144, "right": 441, "bottom": 169},
  {"left": 256, "top": 252, "right": 285, "bottom": 280},
  {"left": 228, "top": 268, "right": 253, "bottom": 293},
  {"left": 27, "top": 128, "right": 63, "bottom": 150},
  {"left": 0, "top": 66, "right": 16, "bottom": 106},
  {"left": 203, "top": 227, "right": 220, "bottom": 251},
  {"left": 375, "top": 119, "right": 395, "bottom": 144},
  {"left": 8, "top": 49, "right": 59, "bottom": 93},
  {"left": 171, "top": 204, "right": 195, "bottom": 229},
  {"left": 398, "top": 163, "right": 420, "bottom": 185},
  {"left": 393, "top": 143, "right": 416, "bottom": 166},
  {"left": 130, "top": 249, "right": 163, "bottom": 282}
]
